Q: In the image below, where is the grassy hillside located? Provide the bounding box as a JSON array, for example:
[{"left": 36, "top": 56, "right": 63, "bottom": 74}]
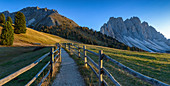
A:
[
  {"left": 0, "top": 26, "right": 73, "bottom": 85},
  {"left": 0, "top": 26, "right": 72, "bottom": 46},
  {"left": 70, "top": 44, "right": 170, "bottom": 86},
  {"left": 0, "top": 25, "right": 169, "bottom": 85}
]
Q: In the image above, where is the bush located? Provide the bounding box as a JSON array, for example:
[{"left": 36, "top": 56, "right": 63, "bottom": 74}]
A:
[
  {"left": 7, "top": 16, "right": 13, "bottom": 24},
  {"left": 1, "top": 21, "right": 14, "bottom": 45},
  {"left": 0, "top": 13, "right": 6, "bottom": 24},
  {"left": 14, "top": 11, "right": 26, "bottom": 34}
]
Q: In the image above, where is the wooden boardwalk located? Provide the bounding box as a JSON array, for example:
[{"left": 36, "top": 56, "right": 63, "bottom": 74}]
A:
[{"left": 52, "top": 48, "right": 85, "bottom": 86}]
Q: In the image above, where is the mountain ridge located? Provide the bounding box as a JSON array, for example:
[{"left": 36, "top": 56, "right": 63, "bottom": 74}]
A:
[
  {"left": 100, "top": 17, "right": 170, "bottom": 53},
  {"left": 1, "top": 7, "right": 165, "bottom": 52},
  {"left": 0, "top": 6, "right": 79, "bottom": 29}
]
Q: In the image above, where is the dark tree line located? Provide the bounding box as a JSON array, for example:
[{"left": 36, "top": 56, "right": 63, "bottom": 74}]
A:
[{"left": 37, "top": 24, "right": 144, "bottom": 52}]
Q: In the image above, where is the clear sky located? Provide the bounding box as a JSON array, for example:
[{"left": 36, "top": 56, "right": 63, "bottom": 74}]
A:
[{"left": 0, "top": 0, "right": 170, "bottom": 39}]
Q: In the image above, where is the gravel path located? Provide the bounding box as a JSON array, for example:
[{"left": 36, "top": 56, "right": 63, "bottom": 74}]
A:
[{"left": 52, "top": 48, "right": 85, "bottom": 86}]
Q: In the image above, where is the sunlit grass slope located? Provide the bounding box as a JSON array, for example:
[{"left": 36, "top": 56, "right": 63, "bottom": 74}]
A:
[
  {"left": 0, "top": 26, "right": 72, "bottom": 46},
  {"left": 76, "top": 44, "right": 170, "bottom": 85}
]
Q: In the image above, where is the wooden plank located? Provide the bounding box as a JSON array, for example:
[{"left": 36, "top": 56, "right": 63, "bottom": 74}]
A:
[
  {"left": 70, "top": 49, "right": 83, "bottom": 59},
  {"left": 71, "top": 49, "right": 78, "bottom": 57},
  {"left": 103, "top": 54, "right": 169, "bottom": 86},
  {"left": 73, "top": 45, "right": 79, "bottom": 49},
  {"left": 78, "top": 46, "right": 83, "bottom": 49},
  {"left": 103, "top": 79, "right": 108, "bottom": 86},
  {"left": 83, "top": 46, "right": 87, "bottom": 67},
  {"left": 73, "top": 47, "right": 83, "bottom": 56},
  {"left": 103, "top": 68, "right": 121, "bottom": 86},
  {"left": 73, "top": 44, "right": 83, "bottom": 49},
  {"left": 38, "top": 69, "right": 51, "bottom": 86},
  {"left": 86, "top": 49, "right": 99, "bottom": 56},
  {"left": 50, "top": 47, "right": 54, "bottom": 77},
  {"left": 59, "top": 44, "right": 61, "bottom": 62},
  {"left": 55, "top": 57, "right": 60, "bottom": 63},
  {"left": 86, "top": 55, "right": 99, "bottom": 69},
  {"left": 80, "top": 52, "right": 84, "bottom": 56},
  {"left": 54, "top": 53, "right": 59, "bottom": 59},
  {"left": 53, "top": 48, "right": 59, "bottom": 54},
  {"left": 68, "top": 43, "right": 71, "bottom": 52},
  {"left": 0, "top": 52, "right": 50, "bottom": 86},
  {"left": 72, "top": 47, "right": 78, "bottom": 53},
  {"left": 54, "top": 46, "right": 58, "bottom": 55},
  {"left": 99, "top": 50, "right": 104, "bottom": 86},
  {"left": 78, "top": 46, "right": 80, "bottom": 58},
  {"left": 87, "top": 62, "right": 99, "bottom": 78},
  {"left": 26, "top": 61, "right": 50, "bottom": 86}
]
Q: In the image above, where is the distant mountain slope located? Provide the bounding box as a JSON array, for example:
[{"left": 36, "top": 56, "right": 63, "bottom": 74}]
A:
[
  {"left": 100, "top": 17, "right": 170, "bottom": 53},
  {"left": 0, "top": 7, "right": 144, "bottom": 51},
  {"left": 1, "top": 6, "right": 79, "bottom": 28},
  {"left": 0, "top": 26, "right": 71, "bottom": 46}
]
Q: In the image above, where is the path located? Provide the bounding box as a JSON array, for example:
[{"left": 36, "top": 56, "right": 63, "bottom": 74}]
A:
[{"left": 52, "top": 48, "right": 85, "bottom": 86}]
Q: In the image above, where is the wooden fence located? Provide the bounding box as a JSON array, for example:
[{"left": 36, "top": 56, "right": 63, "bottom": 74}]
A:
[
  {"left": 0, "top": 44, "right": 62, "bottom": 86},
  {"left": 63, "top": 43, "right": 169, "bottom": 86}
]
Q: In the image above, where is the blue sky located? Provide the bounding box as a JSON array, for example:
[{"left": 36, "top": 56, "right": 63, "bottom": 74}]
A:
[{"left": 0, "top": 0, "right": 170, "bottom": 39}]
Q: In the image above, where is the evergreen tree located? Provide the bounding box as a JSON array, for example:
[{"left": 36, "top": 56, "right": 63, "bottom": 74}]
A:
[
  {"left": 0, "top": 13, "right": 6, "bottom": 24},
  {"left": 7, "top": 16, "right": 13, "bottom": 24},
  {"left": 127, "top": 46, "right": 130, "bottom": 50},
  {"left": 14, "top": 12, "right": 26, "bottom": 34},
  {"left": 1, "top": 21, "right": 14, "bottom": 45}
]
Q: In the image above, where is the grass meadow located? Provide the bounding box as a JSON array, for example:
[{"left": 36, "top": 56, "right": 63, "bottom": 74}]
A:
[{"left": 68, "top": 44, "right": 170, "bottom": 86}]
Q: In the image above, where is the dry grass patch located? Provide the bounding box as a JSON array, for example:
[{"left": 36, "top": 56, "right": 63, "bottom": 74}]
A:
[{"left": 0, "top": 26, "right": 73, "bottom": 46}]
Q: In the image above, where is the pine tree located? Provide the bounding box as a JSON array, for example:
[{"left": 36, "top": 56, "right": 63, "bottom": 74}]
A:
[
  {"left": 7, "top": 16, "right": 13, "bottom": 24},
  {"left": 0, "top": 13, "right": 6, "bottom": 24},
  {"left": 127, "top": 46, "right": 130, "bottom": 50},
  {"left": 14, "top": 11, "right": 26, "bottom": 34},
  {"left": 1, "top": 21, "right": 14, "bottom": 45}
]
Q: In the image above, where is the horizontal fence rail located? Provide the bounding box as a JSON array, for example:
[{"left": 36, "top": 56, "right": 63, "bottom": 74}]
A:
[
  {"left": 0, "top": 44, "right": 62, "bottom": 86},
  {"left": 103, "top": 54, "right": 169, "bottom": 86},
  {"left": 64, "top": 43, "right": 169, "bottom": 86},
  {"left": 26, "top": 61, "right": 51, "bottom": 86}
]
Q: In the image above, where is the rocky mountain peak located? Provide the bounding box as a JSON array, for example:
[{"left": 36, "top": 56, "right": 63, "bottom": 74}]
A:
[
  {"left": 0, "top": 6, "right": 78, "bottom": 28},
  {"left": 20, "top": 6, "right": 58, "bottom": 14},
  {"left": 3, "top": 11, "right": 9, "bottom": 13},
  {"left": 142, "top": 21, "right": 149, "bottom": 27},
  {"left": 100, "top": 17, "right": 170, "bottom": 53},
  {"left": 109, "top": 17, "right": 124, "bottom": 23},
  {"left": 130, "top": 17, "right": 141, "bottom": 23}
]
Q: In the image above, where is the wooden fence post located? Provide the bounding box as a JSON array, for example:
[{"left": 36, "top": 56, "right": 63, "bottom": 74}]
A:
[
  {"left": 59, "top": 44, "right": 62, "bottom": 62},
  {"left": 99, "top": 50, "right": 104, "bottom": 86},
  {"left": 69, "top": 43, "right": 71, "bottom": 52},
  {"left": 54, "top": 45, "right": 57, "bottom": 56},
  {"left": 78, "top": 46, "right": 80, "bottom": 58},
  {"left": 64, "top": 43, "right": 66, "bottom": 48},
  {"left": 50, "top": 47, "right": 54, "bottom": 77},
  {"left": 83, "top": 46, "right": 87, "bottom": 67}
]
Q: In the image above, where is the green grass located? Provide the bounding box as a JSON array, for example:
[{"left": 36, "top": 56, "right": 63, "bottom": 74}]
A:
[
  {"left": 0, "top": 47, "right": 54, "bottom": 86},
  {"left": 69, "top": 44, "right": 170, "bottom": 86}
]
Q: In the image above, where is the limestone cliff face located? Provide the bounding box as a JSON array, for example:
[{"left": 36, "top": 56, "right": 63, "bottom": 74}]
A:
[
  {"left": 1, "top": 6, "right": 79, "bottom": 28},
  {"left": 100, "top": 17, "right": 170, "bottom": 52}
]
